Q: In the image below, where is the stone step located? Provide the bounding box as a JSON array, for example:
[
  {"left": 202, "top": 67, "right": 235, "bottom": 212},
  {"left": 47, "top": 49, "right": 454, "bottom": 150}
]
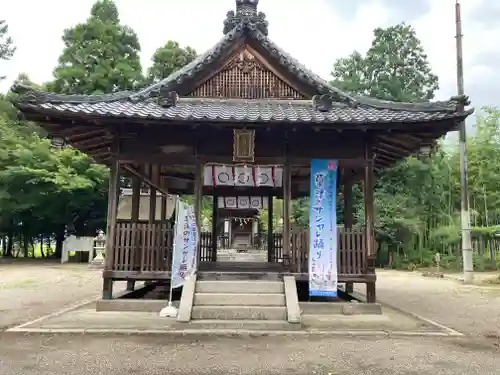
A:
[
  {"left": 196, "top": 280, "right": 284, "bottom": 294},
  {"left": 197, "top": 272, "right": 282, "bottom": 281},
  {"left": 191, "top": 305, "right": 287, "bottom": 320},
  {"left": 194, "top": 293, "right": 285, "bottom": 306},
  {"left": 185, "top": 319, "right": 301, "bottom": 330}
]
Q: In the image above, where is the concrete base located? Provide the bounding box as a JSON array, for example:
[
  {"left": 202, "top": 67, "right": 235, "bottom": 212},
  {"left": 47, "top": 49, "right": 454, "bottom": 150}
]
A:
[
  {"left": 184, "top": 319, "right": 302, "bottom": 331},
  {"left": 7, "top": 302, "right": 462, "bottom": 336},
  {"left": 283, "top": 276, "right": 301, "bottom": 324},
  {"left": 96, "top": 299, "right": 175, "bottom": 313},
  {"left": 300, "top": 302, "right": 383, "bottom": 316},
  {"left": 177, "top": 274, "right": 197, "bottom": 322}
]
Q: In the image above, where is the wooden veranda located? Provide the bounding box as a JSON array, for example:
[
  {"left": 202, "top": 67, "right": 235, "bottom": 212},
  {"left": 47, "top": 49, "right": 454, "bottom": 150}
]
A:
[{"left": 12, "top": 0, "right": 473, "bottom": 304}]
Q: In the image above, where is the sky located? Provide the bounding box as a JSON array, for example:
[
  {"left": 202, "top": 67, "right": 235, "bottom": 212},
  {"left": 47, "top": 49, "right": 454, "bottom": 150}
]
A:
[{"left": 0, "top": 0, "right": 497, "bottom": 118}]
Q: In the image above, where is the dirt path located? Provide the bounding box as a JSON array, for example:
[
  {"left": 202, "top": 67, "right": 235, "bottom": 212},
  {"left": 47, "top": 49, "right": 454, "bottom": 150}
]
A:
[
  {"left": 1, "top": 264, "right": 500, "bottom": 373},
  {"left": 0, "top": 261, "right": 124, "bottom": 329},
  {"left": 358, "top": 270, "right": 500, "bottom": 337},
  {"left": 0, "top": 334, "right": 498, "bottom": 375}
]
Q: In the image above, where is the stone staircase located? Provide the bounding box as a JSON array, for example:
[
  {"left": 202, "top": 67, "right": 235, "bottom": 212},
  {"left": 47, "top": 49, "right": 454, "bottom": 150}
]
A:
[{"left": 188, "top": 278, "right": 300, "bottom": 330}]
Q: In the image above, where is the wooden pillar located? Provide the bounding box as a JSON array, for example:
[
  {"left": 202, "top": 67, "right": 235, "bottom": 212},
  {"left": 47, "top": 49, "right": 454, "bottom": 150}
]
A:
[
  {"left": 267, "top": 195, "right": 274, "bottom": 262},
  {"left": 149, "top": 164, "right": 159, "bottom": 224},
  {"left": 344, "top": 175, "right": 354, "bottom": 293},
  {"left": 131, "top": 176, "right": 140, "bottom": 222},
  {"left": 194, "top": 160, "right": 203, "bottom": 261},
  {"left": 283, "top": 160, "right": 292, "bottom": 263},
  {"left": 103, "top": 146, "right": 120, "bottom": 300},
  {"left": 211, "top": 195, "right": 218, "bottom": 261},
  {"left": 127, "top": 175, "right": 141, "bottom": 291},
  {"left": 344, "top": 176, "right": 353, "bottom": 230},
  {"left": 146, "top": 165, "right": 159, "bottom": 284},
  {"left": 160, "top": 195, "right": 167, "bottom": 224},
  {"left": 364, "top": 144, "right": 376, "bottom": 303},
  {"left": 267, "top": 195, "right": 276, "bottom": 262}
]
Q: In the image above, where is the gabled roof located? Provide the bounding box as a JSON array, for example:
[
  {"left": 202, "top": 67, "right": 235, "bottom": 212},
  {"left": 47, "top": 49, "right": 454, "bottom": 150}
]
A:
[{"left": 11, "top": 0, "right": 473, "bottom": 125}]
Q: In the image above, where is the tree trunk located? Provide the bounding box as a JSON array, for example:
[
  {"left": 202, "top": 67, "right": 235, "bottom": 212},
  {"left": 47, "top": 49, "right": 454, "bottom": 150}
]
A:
[
  {"left": 22, "top": 232, "right": 29, "bottom": 258},
  {"left": 54, "top": 226, "right": 65, "bottom": 259},
  {"left": 5, "top": 231, "right": 13, "bottom": 257},
  {"left": 39, "top": 236, "right": 46, "bottom": 258},
  {"left": 1, "top": 236, "right": 5, "bottom": 256}
]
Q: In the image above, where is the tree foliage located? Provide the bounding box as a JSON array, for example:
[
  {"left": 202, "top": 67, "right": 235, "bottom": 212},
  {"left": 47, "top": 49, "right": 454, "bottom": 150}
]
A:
[
  {"left": 331, "top": 23, "right": 439, "bottom": 101},
  {"left": 146, "top": 41, "right": 197, "bottom": 84},
  {"left": 0, "top": 0, "right": 203, "bottom": 258},
  {"left": 47, "top": 0, "right": 143, "bottom": 94},
  {"left": 0, "top": 93, "right": 109, "bottom": 257},
  {"left": 2, "top": 9, "right": 500, "bottom": 273},
  {"left": 0, "top": 20, "right": 16, "bottom": 80}
]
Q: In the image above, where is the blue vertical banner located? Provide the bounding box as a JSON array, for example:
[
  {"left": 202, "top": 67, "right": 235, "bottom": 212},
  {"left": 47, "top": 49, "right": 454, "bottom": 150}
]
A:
[
  {"left": 309, "top": 159, "right": 338, "bottom": 297},
  {"left": 171, "top": 200, "right": 198, "bottom": 289}
]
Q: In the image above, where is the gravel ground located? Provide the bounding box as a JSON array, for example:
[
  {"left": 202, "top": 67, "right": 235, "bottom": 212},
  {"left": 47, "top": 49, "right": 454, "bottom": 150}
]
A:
[
  {"left": 357, "top": 270, "right": 500, "bottom": 338},
  {"left": 0, "top": 260, "right": 117, "bottom": 329},
  {"left": 0, "top": 334, "right": 498, "bottom": 375},
  {"left": 1, "top": 263, "right": 499, "bottom": 374}
]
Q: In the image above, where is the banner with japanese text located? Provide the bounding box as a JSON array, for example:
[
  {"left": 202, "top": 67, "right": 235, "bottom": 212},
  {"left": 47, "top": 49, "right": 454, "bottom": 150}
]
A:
[
  {"left": 309, "top": 159, "right": 338, "bottom": 297},
  {"left": 171, "top": 200, "right": 198, "bottom": 289}
]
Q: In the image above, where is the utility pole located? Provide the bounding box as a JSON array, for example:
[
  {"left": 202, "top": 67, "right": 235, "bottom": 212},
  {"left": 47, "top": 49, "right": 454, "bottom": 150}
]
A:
[{"left": 455, "top": 0, "right": 473, "bottom": 284}]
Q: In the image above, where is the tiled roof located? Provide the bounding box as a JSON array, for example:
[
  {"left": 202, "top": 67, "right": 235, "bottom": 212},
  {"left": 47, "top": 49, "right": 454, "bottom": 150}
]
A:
[
  {"left": 11, "top": 0, "right": 473, "bottom": 125},
  {"left": 23, "top": 98, "right": 470, "bottom": 124}
]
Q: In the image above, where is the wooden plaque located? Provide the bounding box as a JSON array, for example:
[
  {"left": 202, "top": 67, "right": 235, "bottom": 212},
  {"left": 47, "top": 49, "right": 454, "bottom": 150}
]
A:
[{"left": 233, "top": 129, "right": 255, "bottom": 162}]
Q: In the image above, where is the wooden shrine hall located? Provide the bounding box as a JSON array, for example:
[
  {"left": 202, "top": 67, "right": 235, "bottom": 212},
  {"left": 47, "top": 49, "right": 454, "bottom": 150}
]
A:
[{"left": 12, "top": 0, "right": 473, "bottom": 303}]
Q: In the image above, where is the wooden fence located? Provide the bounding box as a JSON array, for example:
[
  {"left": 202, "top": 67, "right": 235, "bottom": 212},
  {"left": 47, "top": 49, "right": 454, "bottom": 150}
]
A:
[{"left": 111, "top": 223, "right": 369, "bottom": 275}]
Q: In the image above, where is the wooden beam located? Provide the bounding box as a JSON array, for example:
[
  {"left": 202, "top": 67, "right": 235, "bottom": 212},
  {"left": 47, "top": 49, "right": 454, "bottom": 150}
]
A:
[
  {"left": 282, "top": 153, "right": 291, "bottom": 261},
  {"left": 267, "top": 195, "right": 274, "bottom": 262},
  {"left": 121, "top": 164, "right": 169, "bottom": 196},
  {"left": 103, "top": 140, "right": 120, "bottom": 300},
  {"left": 363, "top": 144, "right": 375, "bottom": 258},
  {"left": 194, "top": 159, "right": 203, "bottom": 232},
  {"left": 131, "top": 176, "right": 140, "bottom": 222}
]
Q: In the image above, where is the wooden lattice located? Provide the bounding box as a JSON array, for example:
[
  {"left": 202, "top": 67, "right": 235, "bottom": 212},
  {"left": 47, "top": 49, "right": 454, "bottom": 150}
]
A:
[{"left": 188, "top": 49, "right": 305, "bottom": 99}]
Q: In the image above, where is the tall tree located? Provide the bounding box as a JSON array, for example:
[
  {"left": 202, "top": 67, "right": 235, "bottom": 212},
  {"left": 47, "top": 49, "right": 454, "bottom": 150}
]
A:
[
  {"left": 0, "top": 20, "right": 16, "bottom": 80},
  {"left": 47, "top": 0, "right": 143, "bottom": 94},
  {"left": 331, "top": 23, "right": 438, "bottom": 102},
  {"left": 327, "top": 23, "right": 442, "bottom": 259},
  {"left": 146, "top": 41, "right": 197, "bottom": 84}
]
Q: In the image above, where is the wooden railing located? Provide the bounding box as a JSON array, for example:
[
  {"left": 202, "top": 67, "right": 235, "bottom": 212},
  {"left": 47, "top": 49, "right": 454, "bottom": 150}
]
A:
[
  {"left": 111, "top": 223, "right": 368, "bottom": 275},
  {"left": 112, "top": 222, "right": 172, "bottom": 272},
  {"left": 199, "top": 232, "right": 213, "bottom": 262},
  {"left": 280, "top": 228, "right": 368, "bottom": 275}
]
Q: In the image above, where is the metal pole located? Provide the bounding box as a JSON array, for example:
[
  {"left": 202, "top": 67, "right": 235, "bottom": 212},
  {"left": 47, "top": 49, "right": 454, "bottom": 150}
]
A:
[{"left": 455, "top": 0, "right": 473, "bottom": 284}]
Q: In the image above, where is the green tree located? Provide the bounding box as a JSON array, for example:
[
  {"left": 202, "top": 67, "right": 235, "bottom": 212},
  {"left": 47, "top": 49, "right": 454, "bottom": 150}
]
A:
[
  {"left": 146, "top": 41, "right": 197, "bottom": 84},
  {"left": 0, "top": 106, "right": 109, "bottom": 257},
  {"left": 0, "top": 20, "right": 16, "bottom": 80},
  {"left": 47, "top": 0, "right": 143, "bottom": 94},
  {"left": 328, "top": 22, "right": 444, "bottom": 264},
  {"left": 331, "top": 23, "right": 439, "bottom": 101}
]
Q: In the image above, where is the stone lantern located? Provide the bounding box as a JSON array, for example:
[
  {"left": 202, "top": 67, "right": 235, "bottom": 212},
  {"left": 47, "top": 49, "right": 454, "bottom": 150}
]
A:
[{"left": 91, "top": 230, "right": 106, "bottom": 267}]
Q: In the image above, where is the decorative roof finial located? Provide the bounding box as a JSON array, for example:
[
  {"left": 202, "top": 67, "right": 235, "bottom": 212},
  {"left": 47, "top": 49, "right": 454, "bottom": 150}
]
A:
[
  {"left": 236, "top": 0, "right": 259, "bottom": 16},
  {"left": 223, "top": 0, "right": 268, "bottom": 35}
]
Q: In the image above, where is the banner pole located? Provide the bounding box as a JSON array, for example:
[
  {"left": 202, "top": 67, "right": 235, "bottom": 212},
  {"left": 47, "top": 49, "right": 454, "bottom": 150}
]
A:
[
  {"left": 160, "top": 199, "right": 180, "bottom": 317},
  {"left": 168, "top": 199, "right": 181, "bottom": 305}
]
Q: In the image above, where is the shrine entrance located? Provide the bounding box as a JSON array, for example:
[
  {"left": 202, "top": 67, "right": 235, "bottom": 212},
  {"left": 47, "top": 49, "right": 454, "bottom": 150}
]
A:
[{"left": 198, "top": 164, "right": 285, "bottom": 272}]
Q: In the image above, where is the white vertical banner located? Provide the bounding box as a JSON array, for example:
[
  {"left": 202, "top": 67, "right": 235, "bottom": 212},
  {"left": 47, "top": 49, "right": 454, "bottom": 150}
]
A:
[{"left": 170, "top": 200, "right": 199, "bottom": 289}]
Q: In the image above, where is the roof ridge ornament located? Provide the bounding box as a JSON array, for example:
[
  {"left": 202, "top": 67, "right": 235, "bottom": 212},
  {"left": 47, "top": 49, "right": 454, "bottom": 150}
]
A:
[{"left": 223, "top": 0, "right": 268, "bottom": 36}]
